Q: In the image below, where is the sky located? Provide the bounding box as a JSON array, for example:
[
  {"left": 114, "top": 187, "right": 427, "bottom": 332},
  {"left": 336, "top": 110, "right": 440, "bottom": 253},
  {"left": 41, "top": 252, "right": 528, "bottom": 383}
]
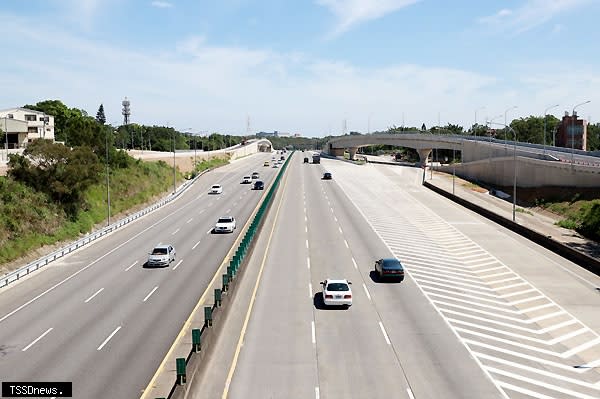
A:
[{"left": 1, "top": 0, "right": 599, "bottom": 137}]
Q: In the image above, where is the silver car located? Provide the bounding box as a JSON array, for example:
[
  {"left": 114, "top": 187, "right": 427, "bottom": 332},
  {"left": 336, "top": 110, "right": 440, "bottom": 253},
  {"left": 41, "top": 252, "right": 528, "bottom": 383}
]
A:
[{"left": 147, "top": 244, "right": 176, "bottom": 267}]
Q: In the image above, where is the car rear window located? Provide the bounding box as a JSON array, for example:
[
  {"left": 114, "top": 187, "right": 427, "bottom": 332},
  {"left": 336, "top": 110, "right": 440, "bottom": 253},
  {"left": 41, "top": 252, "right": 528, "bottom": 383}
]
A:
[
  {"left": 218, "top": 217, "right": 232, "bottom": 223},
  {"left": 212, "top": 185, "right": 220, "bottom": 188},
  {"left": 326, "top": 283, "right": 349, "bottom": 291},
  {"left": 152, "top": 248, "right": 168, "bottom": 255},
  {"left": 382, "top": 259, "right": 403, "bottom": 270}
]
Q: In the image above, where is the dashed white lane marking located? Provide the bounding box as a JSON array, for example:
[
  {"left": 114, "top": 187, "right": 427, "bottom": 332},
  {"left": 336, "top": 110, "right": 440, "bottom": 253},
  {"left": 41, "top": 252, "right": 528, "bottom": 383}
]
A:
[
  {"left": 186, "top": 218, "right": 193, "bottom": 224},
  {"left": 22, "top": 328, "right": 53, "bottom": 351},
  {"left": 192, "top": 240, "right": 202, "bottom": 250},
  {"left": 334, "top": 216, "right": 338, "bottom": 222},
  {"left": 305, "top": 226, "right": 308, "bottom": 233},
  {"left": 173, "top": 260, "right": 183, "bottom": 270},
  {"left": 84, "top": 288, "right": 104, "bottom": 303},
  {"left": 97, "top": 326, "right": 121, "bottom": 351},
  {"left": 309, "top": 283, "right": 313, "bottom": 298},
  {"left": 233, "top": 202, "right": 237, "bottom": 207},
  {"left": 407, "top": 388, "right": 416, "bottom": 399},
  {"left": 306, "top": 239, "right": 309, "bottom": 249},
  {"left": 226, "top": 208, "right": 231, "bottom": 213},
  {"left": 315, "top": 386, "right": 320, "bottom": 399},
  {"left": 338, "top": 226, "right": 343, "bottom": 234},
  {"left": 311, "top": 321, "right": 316, "bottom": 345},
  {"left": 171, "top": 228, "right": 180, "bottom": 235},
  {"left": 351, "top": 258, "right": 358, "bottom": 269},
  {"left": 344, "top": 239, "right": 349, "bottom": 248},
  {"left": 125, "top": 261, "right": 138, "bottom": 271},
  {"left": 198, "top": 209, "right": 205, "bottom": 215},
  {"left": 330, "top": 208, "right": 334, "bottom": 213},
  {"left": 305, "top": 216, "right": 308, "bottom": 222},
  {"left": 206, "top": 228, "right": 213, "bottom": 235},
  {"left": 362, "top": 284, "right": 371, "bottom": 301},
  {"left": 143, "top": 286, "right": 159, "bottom": 302},
  {"left": 378, "top": 322, "right": 391, "bottom": 345},
  {"left": 307, "top": 257, "right": 311, "bottom": 269}
]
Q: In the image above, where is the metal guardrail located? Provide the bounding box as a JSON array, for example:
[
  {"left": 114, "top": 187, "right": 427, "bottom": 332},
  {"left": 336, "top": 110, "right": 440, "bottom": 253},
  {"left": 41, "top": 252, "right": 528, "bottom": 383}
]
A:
[{"left": 0, "top": 169, "right": 212, "bottom": 289}]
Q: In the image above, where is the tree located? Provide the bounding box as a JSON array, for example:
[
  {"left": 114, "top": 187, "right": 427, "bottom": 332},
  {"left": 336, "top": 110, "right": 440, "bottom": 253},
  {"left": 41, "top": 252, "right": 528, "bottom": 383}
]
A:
[
  {"left": 587, "top": 123, "right": 600, "bottom": 151},
  {"left": 22, "top": 100, "right": 85, "bottom": 144},
  {"left": 96, "top": 104, "right": 106, "bottom": 125}
]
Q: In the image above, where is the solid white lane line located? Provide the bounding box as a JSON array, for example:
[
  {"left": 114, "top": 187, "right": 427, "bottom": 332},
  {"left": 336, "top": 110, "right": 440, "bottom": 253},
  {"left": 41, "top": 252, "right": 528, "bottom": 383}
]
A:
[
  {"left": 84, "top": 288, "right": 104, "bottom": 303},
  {"left": 362, "top": 284, "right": 371, "bottom": 301},
  {"left": 309, "top": 283, "right": 313, "bottom": 298},
  {"left": 406, "top": 388, "right": 416, "bottom": 399},
  {"left": 306, "top": 239, "right": 309, "bottom": 249},
  {"left": 173, "top": 260, "right": 183, "bottom": 270},
  {"left": 97, "top": 326, "right": 121, "bottom": 351},
  {"left": 171, "top": 228, "right": 180, "bottom": 235},
  {"left": 307, "top": 257, "right": 311, "bottom": 269},
  {"left": 22, "top": 328, "right": 53, "bottom": 351},
  {"left": 192, "top": 240, "right": 202, "bottom": 250},
  {"left": 143, "top": 286, "right": 159, "bottom": 302},
  {"left": 125, "top": 261, "right": 138, "bottom": 271},
  {"left": 351, "top": 258, "right": 358, "bottom": 269},
  {"left": 186, "top": 218, "right": 193, "bottom": 224},
  {"left": 315, "top": 387, "right": 320, "bottom": 399},
  {"left": 311, "top": 321, "right": 316, "bottom": 345},
  {"left": 344, "top": 239, "right": 349, "bottom": 248},
  {"left": 379, "top": 322, "right": 391, "bottom": 345}
]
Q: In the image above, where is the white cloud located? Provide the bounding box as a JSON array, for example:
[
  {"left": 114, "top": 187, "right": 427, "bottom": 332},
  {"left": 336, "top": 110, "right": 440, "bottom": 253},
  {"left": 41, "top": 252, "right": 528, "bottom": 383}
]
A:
[
  {"left": 316, "top": 0, "right": 420, "bottom": 37},
  {"left": 151, "top": 1, "right": 174, "bottom": 8},
  {"left": 479, "top": 0, "right": 591, "bottom": 34}
]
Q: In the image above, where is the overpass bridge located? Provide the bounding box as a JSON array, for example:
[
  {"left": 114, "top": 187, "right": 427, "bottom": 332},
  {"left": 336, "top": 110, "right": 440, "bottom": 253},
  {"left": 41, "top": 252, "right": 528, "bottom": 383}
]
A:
[{"left": 325, "top": 133, "right": 600, "bottom": 188}]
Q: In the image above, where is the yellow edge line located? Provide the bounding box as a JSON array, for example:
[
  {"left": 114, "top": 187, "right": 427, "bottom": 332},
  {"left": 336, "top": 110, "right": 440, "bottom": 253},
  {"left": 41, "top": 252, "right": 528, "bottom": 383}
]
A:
[
  {"left": 140, "top": 163, "right": 276, "bottom": 399},
  {"left": 221, "top": 156, "right": 291, "bottom": 398}
]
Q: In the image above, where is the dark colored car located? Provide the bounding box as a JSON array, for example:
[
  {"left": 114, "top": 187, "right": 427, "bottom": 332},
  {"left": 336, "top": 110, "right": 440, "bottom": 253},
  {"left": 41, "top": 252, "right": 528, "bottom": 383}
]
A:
[
  {"left": 374, "top": 258, "right": 405, "bottom": 281},
  {"left": 280, "top": 155, "right": 285, "bottom": 161},
  {"left": 304, "top": 157, "right": 309, "bottom": 163},
  {"left": 322, "top": 172, "right": 332, "bottom": 180},
  {"left": 253, "top": 180, "right": 265, "bottom": 190}
]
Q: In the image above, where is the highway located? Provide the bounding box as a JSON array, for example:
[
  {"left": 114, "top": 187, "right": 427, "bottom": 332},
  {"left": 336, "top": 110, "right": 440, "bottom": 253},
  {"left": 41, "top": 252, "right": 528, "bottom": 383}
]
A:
[
  {"left": 192, "top": 152, "right": 600, "bottom": 399},
  {"left": 0, "top": 152, "right": 277, "bottom": 398}
]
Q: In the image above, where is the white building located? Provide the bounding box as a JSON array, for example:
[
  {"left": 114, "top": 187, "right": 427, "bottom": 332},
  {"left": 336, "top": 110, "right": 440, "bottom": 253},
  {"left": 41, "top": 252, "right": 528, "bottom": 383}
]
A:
[{"left": 0, "top": 108, "right": 55, "bottom": 148}]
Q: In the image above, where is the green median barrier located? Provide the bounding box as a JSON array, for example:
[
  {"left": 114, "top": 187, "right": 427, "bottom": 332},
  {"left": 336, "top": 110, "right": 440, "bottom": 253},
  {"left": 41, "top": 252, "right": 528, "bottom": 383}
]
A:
[
  {"left": 222, "top": 274, "right": 229, "bottom": 291},
  {"left": 176, "top": 358, "right": 186, "bottom": 384},
  {"left": 192, "top": 328, "right": 201, "bottom": 352},
  {"left": 227, "top": 266, "right": 233, "bottom": 280},
  {"left": 214, "top": 288, "right": 222, "bottom": 307}
]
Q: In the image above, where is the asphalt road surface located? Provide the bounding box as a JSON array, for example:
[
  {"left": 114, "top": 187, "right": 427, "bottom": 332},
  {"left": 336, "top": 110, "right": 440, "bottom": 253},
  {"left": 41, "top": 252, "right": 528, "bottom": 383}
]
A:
[
  {"left": 192, "top": 153, "right": 600, "bottom": 399},
  {"left": 0, "top": 152, "right": 278, "bottom": 398}
]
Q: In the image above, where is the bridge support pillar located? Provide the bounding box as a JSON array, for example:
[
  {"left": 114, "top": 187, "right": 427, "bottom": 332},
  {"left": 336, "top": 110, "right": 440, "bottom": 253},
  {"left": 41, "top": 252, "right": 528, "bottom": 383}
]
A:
[
  {"left": 330, "top": 147, "right": 345, "bottom": 156},
  {"left": 417, "top": 148, "right": 432, "bottom": 166},
  {"left": 348, "top": 147, "right": 358, "bottom": 160}
]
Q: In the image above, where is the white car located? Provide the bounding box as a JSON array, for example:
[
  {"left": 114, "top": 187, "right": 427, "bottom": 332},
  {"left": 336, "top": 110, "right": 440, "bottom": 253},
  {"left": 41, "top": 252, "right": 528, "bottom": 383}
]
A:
[
  {"left": 251, "top": 172, "right": 260, "bottom": 179},
  {"left": 241, "top": 176, "right": 252, "bottom": 184},
  {"left": 272, "top": 163, "right": 279, "bottom": 168},
  {"left": 213, "top": 216, "right": 236, "bottom": 233},
  {"left": 147, "top": 244, "right": 176, "bottom": 267},
  {"left": 209, "top": 184, "right": 223, "bottom": 194},
  {"left": 320, "top": 279, "right": 353, "bottom": 307}
]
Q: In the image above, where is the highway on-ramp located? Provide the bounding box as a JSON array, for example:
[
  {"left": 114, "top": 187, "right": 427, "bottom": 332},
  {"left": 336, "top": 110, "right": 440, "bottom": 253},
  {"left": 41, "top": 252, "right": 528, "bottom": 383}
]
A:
[
  {"left": 0, "top": 152, "right": 278, "bottom": 398},
  {"left": 192, "top": 153, "right": 600, "bottom": 399}
]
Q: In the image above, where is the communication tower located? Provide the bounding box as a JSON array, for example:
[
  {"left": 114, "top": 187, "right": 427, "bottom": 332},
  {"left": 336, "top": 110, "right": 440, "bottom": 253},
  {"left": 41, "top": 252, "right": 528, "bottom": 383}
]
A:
[{"left": 122, "top": 97, "right": 131, "bottom": 125}]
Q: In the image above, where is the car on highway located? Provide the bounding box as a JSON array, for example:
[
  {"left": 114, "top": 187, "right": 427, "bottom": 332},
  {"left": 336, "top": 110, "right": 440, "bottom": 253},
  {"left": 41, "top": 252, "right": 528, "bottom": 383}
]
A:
[
  {"left": 280, "top": 155, "right": 285, "bottom": 161},
  {"left": 241, "top": 176, "right": 252, "bottom": 184},
  {"left": 209, "top": 184, "right": 223, "bottom": 194},
  {"left": 251, "top": 172, "right": 260, "bottom": 179},
  {"left": 322, "top": 172, "right": 332, "bottom": 180},
  {"left": 273, "top": 163, "right": 279, "bottom": 168},
  {"left": 253, "top": 180, "right": 265, "bottom": 190},
  {"left": 374, "top": 258, "right": 405, "bottom": 281},
  {"left": 147, "top": 244, "right": 176, "bottom": 267},
  {"left": 213, "top": 216, "right": 236, "bottom": 233},
  {"left": 263, "top": 161, "right": 269, "bottom": 167},
  {"left": 304, "top": 157, "right": 309, "bottom": 163},
  {"left": 320, "top": 279, "right": 352, "bottom": 308}
]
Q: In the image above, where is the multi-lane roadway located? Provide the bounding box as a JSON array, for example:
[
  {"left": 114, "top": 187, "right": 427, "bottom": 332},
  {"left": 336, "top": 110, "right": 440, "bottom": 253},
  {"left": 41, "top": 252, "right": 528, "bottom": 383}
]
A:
[
  {"left": 192, "top": 152, "right": 600, "bottom": 399},
  {"left": 0, "top": 153, "right": 277, "bottom": 398}
]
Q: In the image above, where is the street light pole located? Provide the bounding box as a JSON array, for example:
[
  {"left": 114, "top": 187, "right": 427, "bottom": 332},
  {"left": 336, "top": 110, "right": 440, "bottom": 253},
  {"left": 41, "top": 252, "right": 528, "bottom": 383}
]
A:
[
  {"left": 474, "top": 106, "right": 485, "bottom": 134},
  {"left": 105, "top": 127, "right": 111, "bottom": 227},
  {"left": 571, "top": 101, "right": 591, "bottom": 167},
  {"left": 173, "top": 129, "right": 176, "bottom": 194},
  {"left": 543, "top": 104, "right": 559, "bottom": 155},
  {"left": 504, "top": 106, "right": 517, "bottom": 148}
]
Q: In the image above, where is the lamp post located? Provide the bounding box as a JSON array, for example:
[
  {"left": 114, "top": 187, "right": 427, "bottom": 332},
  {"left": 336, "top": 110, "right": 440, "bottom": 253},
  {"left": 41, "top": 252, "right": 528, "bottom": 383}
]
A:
[
  {"left": 3, "top": 117, "right": 8, "bottom": 162},
  {"left": 543, "top": 104, "right": 559, "bottom": 155},
  {"left": 491, "top": 121, "right": 519, "bottom": 221},
  {"left": 172, "top": 128, "right": 176, "bottom": 194},
  {"left": 105, "top": 127, "right": 111, "bottom": 227},
  {"left": 571, "top": 101, "right": 591, "bottom": 166},
  {"left": 487, "top": 114, "right": 503, "bottom": 162},
  {"left": 504, "top": 106, "right": 518, "bottom": 148}
]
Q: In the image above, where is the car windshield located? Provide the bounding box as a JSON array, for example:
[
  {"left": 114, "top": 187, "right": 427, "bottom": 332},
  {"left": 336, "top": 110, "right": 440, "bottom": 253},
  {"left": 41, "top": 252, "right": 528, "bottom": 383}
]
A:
[
  {"left": 382, "top": 259, "right": 403, "bottom": 270},
  {"left": 218, "top": 217, "right": 232, "bottom": 223},
  {"left": 212, "top": 185, "right": 220, "bottom": 189},
  {"left": 326, "top": 283, "right": 349, "bottom": 291},
  {"left": 152, "top": 248, "right": 168, "bottom": 255}
]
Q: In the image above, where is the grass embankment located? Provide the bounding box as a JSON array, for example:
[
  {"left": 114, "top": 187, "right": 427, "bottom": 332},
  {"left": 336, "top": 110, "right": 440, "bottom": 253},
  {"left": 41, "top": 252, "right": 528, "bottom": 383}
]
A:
[
  {"left": 543, "top": 199, "right": 600, "bottom": 240},
  {"left": 0, "top": 157, "right": 226, "bottom": 269}
]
